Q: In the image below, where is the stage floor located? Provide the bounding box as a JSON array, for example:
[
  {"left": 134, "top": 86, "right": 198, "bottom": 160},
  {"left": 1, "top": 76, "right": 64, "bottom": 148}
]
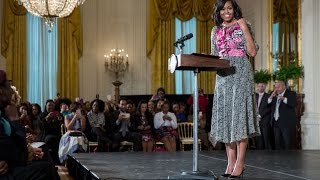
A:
[{"left": 68, "top": 150, "right": 320, "bottom": 180}]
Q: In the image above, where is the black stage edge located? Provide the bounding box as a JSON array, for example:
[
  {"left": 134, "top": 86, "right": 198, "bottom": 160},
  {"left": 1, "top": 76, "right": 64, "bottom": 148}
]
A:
[{"left": 67, "top": 151, "right": 320, "bottom": 180}]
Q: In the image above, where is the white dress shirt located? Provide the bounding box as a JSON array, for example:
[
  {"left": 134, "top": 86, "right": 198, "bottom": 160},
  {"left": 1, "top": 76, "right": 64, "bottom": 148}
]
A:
[{"left": 154, "top": 111, "right": 178, "bottom": 129}]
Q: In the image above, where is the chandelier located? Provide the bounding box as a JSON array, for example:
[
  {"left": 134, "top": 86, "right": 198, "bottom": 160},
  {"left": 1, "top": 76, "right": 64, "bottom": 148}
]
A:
[
  {"left": 104, "top": 48, "right": 129, "bottom": 80},
  {"left": 16, "top": 0, "right": 85, "bottom": 29}
]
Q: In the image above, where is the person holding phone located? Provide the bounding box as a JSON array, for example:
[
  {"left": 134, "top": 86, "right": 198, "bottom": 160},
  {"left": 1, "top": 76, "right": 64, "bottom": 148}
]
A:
[
  {"left": 112, "top": 98, "right": 142, "bottom": 151},
  {"left": 59, "top": 102, "right": 87, "bottom": 162},
  {"left": 154, "top": 100, "right": 178, "bottom": 152}
]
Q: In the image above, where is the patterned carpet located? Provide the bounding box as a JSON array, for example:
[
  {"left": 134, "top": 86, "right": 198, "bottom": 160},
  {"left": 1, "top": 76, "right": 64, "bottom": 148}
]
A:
[{"left": 56, "top": 165, "right": 73, "bottom": 180}]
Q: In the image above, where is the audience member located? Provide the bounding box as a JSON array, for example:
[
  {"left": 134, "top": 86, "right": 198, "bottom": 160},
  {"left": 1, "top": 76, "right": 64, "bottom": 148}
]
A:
[
  {"left": 112, "top": 98, "right": 142, "bottom": 151},
  {"left": 172, "top": 101, "right": 187, "bottom": 122},
  {"left": 39, "top": 100, "right": 64, "bottom": 164},
  {"left": 147, "top": 100, "right": 156, "bottom": 116},
  {"left": 255, "top": 82, "right": 272, "bottom": 149},
  {"left": 133, "top": 100, "right": 154, "bottom": 152},
  {"left": 154, "top": 100, "right": 178, "bottom": 152},
  {"left": 268, "top": 81, "right": 297, "bottom": 150},
  {"left": 0, "top": 70, "right": 59, "bottom": 180},
  {"left": 59, "top": 102, "right": 87, "bottom": 162},
  {"left": 87, "top": 99, "right": 112, "bottom": 152},
  {"left": 187, "top": 88, "right": 209, "bottom": 114},
  {"left": 150, "top": 87, "right": 166, "bottom": 101}
]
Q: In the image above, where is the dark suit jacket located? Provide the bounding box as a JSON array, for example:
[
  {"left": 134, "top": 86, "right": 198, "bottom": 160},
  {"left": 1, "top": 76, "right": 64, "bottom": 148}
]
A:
[
  {"left": 0, "top": 117, "right": 28, "bottom": 169},
  {"left": 256, "top": 92, "right": 271, "bottom": 127},
  {"left": 112, "top": 110, "right": 137, "bottom": 133},
  {"left": 270, "top": 89, "right": 297, "bottom": 128}
]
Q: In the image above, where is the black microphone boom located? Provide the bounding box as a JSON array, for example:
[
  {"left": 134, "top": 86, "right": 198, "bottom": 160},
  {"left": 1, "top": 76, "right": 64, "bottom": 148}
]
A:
[{"left": 174, "top": 33, "right": 193, "bottom": 46}]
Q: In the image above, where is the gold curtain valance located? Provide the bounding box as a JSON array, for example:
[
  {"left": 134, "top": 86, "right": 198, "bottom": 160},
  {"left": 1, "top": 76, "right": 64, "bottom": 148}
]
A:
[
  {"left": 273, "top": 0, "right": 298, "bottom": 24},
  {"left": 148, "top": 0, "right": 214, "bottom": 56},
  {"left": 148, "top": 0, "right": 216, "bottom": 94},
  {"left": 8, "top": 0, "right": 27, "bottom": 15}
]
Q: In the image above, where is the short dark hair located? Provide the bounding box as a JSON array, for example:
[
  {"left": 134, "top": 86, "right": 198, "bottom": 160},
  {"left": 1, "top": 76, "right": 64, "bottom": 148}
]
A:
[
  {"left": 91, "top": 99, "right": 105, "bottom": 113},
  {"left": 157, "top": 87, "right": 165, "bottom": 95},
  {"left": 212, "top": 0, "right": 243, "bottom": 27}
]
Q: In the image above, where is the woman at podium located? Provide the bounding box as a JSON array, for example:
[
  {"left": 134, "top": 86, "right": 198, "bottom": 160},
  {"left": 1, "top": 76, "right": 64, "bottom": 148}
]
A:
[{"left": 209, "top": 0, "right": 260, "bottom": 178}]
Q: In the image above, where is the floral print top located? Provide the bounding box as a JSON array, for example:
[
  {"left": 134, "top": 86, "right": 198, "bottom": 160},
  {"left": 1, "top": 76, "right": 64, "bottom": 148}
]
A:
[{"left": 215, "top": 23, "right": 246, "bottom": 57}]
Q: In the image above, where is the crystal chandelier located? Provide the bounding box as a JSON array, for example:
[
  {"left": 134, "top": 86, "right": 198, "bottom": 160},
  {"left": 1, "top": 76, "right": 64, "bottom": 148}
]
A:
[
  {"left": 104, "top": 49, "right": 129, "bottom": 80},
  {"left": 16, "top": 0, "right": 85, "bottom": 29}
]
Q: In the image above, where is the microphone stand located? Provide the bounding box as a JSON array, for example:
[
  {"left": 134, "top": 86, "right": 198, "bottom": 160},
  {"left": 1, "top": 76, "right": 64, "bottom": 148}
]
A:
[{"left": 169, "top": 41, "right": 218, "bottom": 180}]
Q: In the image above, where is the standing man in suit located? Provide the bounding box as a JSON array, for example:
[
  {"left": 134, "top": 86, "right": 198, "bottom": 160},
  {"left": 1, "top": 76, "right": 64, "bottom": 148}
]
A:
[
  {"left": 256, "top": 83, "right": 272, "bottom": 149},
  {"left": 268, "top": 81, "right": 297, "bottom": 150}
]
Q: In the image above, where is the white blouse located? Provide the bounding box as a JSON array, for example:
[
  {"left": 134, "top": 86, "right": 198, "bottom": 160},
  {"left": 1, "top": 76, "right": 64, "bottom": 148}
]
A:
[{"left": 154, "top": 111, "right": 177, "bottom": 129}]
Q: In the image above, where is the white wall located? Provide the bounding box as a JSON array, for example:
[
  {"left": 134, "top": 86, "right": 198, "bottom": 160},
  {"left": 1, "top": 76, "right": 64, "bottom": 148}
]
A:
[
  {"left": 80, "top": 0, "right": 150, "bottom": 101},
  {"left": 0, "top": 0, "right": 6, "bottom": 70}
]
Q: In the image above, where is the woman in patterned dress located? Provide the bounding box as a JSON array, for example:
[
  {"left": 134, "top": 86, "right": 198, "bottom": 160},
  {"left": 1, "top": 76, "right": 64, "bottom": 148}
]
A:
[{"left": 209, "top": 0, "right": 260, "bottom": 178}]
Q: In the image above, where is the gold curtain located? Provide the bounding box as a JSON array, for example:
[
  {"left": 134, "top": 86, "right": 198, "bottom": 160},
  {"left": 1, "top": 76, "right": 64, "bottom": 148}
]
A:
[
  {"left": 147, "top": 0, "right": 176, "bottom": 94},
  {"left": 1, "top": 0, "right": 27, "bottom": 100},
  {"left": 57, "top": 7, "right": 83, "bottom": 101},
  {"left": 195, "top": 0, "right": 215, "bottom": 93},
  {"left": 147, "top": 0, "right": 215, "bottom": 94}
]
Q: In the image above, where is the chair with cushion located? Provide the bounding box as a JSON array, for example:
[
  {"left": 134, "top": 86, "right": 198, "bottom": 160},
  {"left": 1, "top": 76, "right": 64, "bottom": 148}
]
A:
[
  {"left": 177, "top": 122, "right": 201, "bottom": 151},
  {"left": 119, "top": 141, "right": 133, "bottom": 152}
]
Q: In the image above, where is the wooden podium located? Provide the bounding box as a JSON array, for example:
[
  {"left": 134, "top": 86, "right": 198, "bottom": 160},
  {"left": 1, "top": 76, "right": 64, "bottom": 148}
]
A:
[{"left": 169, "top": 53, "right": 230, "bottom": 179}]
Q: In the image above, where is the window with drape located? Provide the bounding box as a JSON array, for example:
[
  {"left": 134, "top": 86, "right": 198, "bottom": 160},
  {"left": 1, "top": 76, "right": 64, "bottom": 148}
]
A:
[
  {"left": 26, "top": 13, "right": 58, "bottom": 109},
  {"left": 175, "top": 17, "right": 196, "bottom": 94},
  {"left": 272, "top": 22, "right": 279, "bottom": 73}
]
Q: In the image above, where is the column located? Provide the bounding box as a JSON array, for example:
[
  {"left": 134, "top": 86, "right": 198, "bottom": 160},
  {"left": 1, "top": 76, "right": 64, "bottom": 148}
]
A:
[{"left": 300, "top": 0, "right": 320, "bottom": 150}]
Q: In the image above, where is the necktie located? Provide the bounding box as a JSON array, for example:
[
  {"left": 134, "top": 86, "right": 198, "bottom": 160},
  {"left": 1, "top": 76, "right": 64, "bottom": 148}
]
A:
[
  {"left": 120, "top": 120, "right": 128, "bottom": 137},
  {"left": 274, "top": 98, "right": 281, "bottom": 121},
  {"left": 258, "top": 94, "right": 263, "bottom": 108}
]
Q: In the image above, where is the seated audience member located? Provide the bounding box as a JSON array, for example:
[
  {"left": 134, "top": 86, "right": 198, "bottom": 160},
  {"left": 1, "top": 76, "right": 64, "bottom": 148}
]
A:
[
  {"left": 126, "top": 100, "right": 135, "bottom": 114},
  {"left": 83, "top": 101, "right": 92, "bottom": 113},
  {"left": 150, "top": 87, "right": 166, "bottom": 101},
  {"left": 172, "top": 101, "right": 187, "bottom": 122},
  {"left": 198, "top": 111, "right": 209, "bottom": 150},
  {"left": 87, "top": 99, "right": 112, "bottom": 152},
  {"left": 0, "top": 70, "right": 59, "bottom": 180},
  {"left": 60, "top": 102, "right": 70, "bottom": 117},
  {"left": 133, "top": 100, "right": 154, "bottom": 152},
  {"left": 58, "top": 102, "right": 87, "bottom": 162},
  {"left": 154, "top": 100, "right": 178, "bottom": 152},
  {"left": 112, "top": 98, "right": 142, "bottom": 151},
  {"left": 155, "top": 98, "right": 165, "bottom": 113},
  {"left": 187, "top": 88, "right": 209, "bottom": 114},
  {"left": 18, "top": 102, "right": 32, "bottom": 128},
  {"left": 29, "top": 103, "right": 43, "bottom": 142},
  {"left": 39, "top": 100, "right": 64, "bottom": 164},
  {"left": 148, "top": 100, "right": 156, "bottom": 116},
  {"left": 103, "top": 101, "right": 114, "bottom": 135}
]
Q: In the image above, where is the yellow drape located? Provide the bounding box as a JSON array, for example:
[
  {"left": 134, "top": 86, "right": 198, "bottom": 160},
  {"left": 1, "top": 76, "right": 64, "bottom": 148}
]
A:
[
  {"left": 147, "top": 0, "right": 176, "bottom": 94},
  {"left": 1, "top": 0, "right": 27, "bottom": 100},
  {"left": 195, "top": 0, "right": 215, "bottom": 94},
  {"left": 147, "top": 0, "right": 215, "bottom": 94},
  {"left": 57, "top": 7, "right": 83, "bottom": 101}
]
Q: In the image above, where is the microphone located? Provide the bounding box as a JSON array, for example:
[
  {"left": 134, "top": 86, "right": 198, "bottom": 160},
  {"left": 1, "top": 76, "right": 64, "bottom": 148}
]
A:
[{"left": 174, "top": 33, "right": 193, "bottom": 46}]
